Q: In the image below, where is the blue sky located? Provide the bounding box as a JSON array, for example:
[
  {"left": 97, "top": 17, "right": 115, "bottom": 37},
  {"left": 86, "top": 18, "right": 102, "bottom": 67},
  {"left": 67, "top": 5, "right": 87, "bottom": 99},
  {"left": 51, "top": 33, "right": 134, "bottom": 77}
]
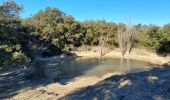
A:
[{"left": 3, "top": 0, "right": 170, "bottom": 26}]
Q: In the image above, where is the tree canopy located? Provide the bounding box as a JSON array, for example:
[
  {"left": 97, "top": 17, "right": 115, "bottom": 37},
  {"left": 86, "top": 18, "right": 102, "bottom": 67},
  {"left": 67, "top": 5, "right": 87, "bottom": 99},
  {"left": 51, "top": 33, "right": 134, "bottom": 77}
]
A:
[{"left": 0, "top": 0, "right": 170, "bottom": 67}]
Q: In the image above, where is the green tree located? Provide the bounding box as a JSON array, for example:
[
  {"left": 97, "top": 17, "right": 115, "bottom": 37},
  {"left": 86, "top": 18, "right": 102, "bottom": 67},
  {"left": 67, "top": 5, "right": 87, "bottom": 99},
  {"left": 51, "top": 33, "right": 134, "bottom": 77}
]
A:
[
  {"left": 81, "top": 20, "right": 117, "bottom": 47},
  {"left": 156, "top": 24, "right": 170, "bottom": 56},
  {"left": 135, "top": 25, "right": 160, "bottom": 50},
  {"left": 24, "top": 7, "right": 85, "bottom": 52},
  {"left": 0, "top": 1, "right": 28, "bottom": 67}
]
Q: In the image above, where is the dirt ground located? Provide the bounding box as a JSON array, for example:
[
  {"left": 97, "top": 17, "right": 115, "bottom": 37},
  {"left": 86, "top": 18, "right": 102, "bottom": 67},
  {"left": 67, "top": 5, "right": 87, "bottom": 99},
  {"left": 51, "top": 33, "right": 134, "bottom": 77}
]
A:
[
  {"left": 61, "top": 63, "right": 170, "bottom": 100},
  {"left": 0, "top": 48, "right": 170, "bottom": 100}
]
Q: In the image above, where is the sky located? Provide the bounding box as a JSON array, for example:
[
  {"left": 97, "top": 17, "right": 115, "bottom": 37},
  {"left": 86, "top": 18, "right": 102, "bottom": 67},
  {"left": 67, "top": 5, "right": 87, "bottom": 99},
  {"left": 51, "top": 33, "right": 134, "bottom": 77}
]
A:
[{"left": 2, "top": 0, "right": 170, "bottom": 26}]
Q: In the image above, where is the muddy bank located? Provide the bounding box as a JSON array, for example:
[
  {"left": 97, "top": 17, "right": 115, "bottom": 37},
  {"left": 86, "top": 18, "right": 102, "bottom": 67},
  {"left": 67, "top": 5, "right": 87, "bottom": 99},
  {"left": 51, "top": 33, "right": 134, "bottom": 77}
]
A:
[
  {"left": 75, "top": 48, "right": 170, "bottom": 65},
  {"left": 61, "top": 63, "right": 170, "bottom": 100},
  {"left": 2, "top": 62, "right": 170, "bottom": 100},
  {"left": 0, "top": 55, "right": 121, "bottom": 100},
  {"left": 1, "top": 48, "right": 170, "bottom": 100}
]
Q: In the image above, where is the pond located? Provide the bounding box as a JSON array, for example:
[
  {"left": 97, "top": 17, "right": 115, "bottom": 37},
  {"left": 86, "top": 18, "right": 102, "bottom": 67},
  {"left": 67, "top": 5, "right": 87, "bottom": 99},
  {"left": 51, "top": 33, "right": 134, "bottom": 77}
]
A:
[{"left": 50, "top": 58, "right": 155, "bottom": 79}]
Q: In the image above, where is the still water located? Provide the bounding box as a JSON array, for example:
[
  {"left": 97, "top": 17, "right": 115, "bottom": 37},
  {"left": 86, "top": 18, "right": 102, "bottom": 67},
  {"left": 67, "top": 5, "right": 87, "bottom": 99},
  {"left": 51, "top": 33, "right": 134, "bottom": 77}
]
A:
[{"left": 52, "top": 58, "right": 155, "bottom": 78}]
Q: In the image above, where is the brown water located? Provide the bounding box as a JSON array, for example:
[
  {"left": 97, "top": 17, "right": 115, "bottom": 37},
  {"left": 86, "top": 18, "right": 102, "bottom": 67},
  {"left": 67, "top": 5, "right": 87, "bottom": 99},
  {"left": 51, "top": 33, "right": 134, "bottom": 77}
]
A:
[{"left": 52, "top": 58, "right": 155, "bottom": 78}]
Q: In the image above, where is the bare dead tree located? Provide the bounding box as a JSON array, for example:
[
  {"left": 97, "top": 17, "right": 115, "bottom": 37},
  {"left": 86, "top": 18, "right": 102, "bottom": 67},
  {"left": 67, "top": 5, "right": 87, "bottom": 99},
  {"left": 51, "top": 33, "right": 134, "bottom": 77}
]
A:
[
  {"left": 127, "top": 27, "right": 136, "bottom": 54},
  {"left": 118, "top": 25, "right": 127, "bottom": 56},
  {"left": 99, "top": 33, "right": 109, "bottom": 61},
  {"left": 118, "top": 19, "right": 136, "bottom": 56}
]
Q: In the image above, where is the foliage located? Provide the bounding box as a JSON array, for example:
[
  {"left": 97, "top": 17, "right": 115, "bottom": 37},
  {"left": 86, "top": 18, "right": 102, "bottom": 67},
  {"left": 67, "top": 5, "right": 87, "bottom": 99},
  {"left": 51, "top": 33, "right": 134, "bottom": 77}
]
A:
[
  {"left": 0, "top": 0, "right": 28, "bottom": 67},
  {"left": 134, "top": 24, "right": 170, "bottom": 52},
  {"left": 156, "top": 24, "right": 170, "bottom": 56},
  {"left": 23, "top": 8, "right": 85, "bottom": 51},
  {"left": 81, "top": 20, "right": 117, "bottom": 47},
  {"left": 1, "top": 0, "right": 170, "bottom": 67}
]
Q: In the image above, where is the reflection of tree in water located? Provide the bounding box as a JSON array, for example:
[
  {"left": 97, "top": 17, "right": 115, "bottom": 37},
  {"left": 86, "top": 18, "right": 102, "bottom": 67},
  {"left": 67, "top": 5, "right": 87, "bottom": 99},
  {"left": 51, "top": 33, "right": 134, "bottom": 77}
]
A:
[{"left": 119, "top": 58, "right": 130, "bottom": 73}]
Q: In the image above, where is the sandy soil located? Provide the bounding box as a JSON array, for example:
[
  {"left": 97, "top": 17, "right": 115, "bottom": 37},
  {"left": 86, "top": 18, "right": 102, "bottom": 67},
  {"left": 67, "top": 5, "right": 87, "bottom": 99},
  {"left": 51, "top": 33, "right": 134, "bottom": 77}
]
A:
[
  {"left": 1, "top": 48, "right": 170, "bottom": 100},
  {"left": 75, "top": 47, "right": 170, "bottom": 65},
  {"left": 11, "top": 73, "right": 120, "bottom": 100},
  {"left": 61, "top": 63, "right": 170, "bottom": 100}
]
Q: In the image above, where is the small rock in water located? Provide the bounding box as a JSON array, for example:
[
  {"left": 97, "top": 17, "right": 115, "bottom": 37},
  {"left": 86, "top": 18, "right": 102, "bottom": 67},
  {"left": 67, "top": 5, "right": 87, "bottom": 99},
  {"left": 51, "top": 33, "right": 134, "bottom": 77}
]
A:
[
  {"left": 60, "top": 54, "right": 66, "bottom": 58},
  {"left": 148, "top": 76, "right": 158, "bottom": 82}
]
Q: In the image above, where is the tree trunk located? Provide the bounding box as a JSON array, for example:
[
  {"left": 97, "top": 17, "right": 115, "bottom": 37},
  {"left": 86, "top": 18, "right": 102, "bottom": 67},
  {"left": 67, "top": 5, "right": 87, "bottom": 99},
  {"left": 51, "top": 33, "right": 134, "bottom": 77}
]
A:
[{"left": 99, "top": 34, "right": 109, "bottom": 61}]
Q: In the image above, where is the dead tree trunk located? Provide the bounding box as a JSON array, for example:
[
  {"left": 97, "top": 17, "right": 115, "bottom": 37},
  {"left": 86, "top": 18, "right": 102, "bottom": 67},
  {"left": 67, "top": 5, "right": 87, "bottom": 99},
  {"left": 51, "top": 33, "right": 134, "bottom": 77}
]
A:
[
  {"left": 127, "top": 28, "right": 136, "bottom": 55},
  {"left": 25, "top": 32, "right": 52, "bottom": 80},
  {"left": 118, "top": 26, "right": 127, "bottom": 56},
  {"left": 118, "top": 22, "right": 136, "bottom": 57},
  {"left": 99, "top": 33, "right": 109, "bottom": 61}
]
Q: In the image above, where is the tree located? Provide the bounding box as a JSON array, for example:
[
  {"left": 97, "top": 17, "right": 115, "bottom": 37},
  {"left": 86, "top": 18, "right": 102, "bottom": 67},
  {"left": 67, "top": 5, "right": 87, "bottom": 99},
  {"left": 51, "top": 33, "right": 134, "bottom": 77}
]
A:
[
  {"left": 156, "top": 24, "right": 170, "bottom": 56},
  {"left": 23, "top": 7, "right": 86, "bottom": 79},
  {"left": 135, "top": 25, "right": 160, "bottom": 50},
  {"left": 81, "top": 20, "right": 117, "bottom": 59},
  {"left": 81, "top": 20, "right": 117, "bottom": 47},
  {"left": 0, "top": 0, "right": 28, "bottom": 67},
  {"left": 118, "top": 22, "right": 136, "bottom": 56},
  {"left": 24, "top": 8, "right": 85, "bottom": 51}
]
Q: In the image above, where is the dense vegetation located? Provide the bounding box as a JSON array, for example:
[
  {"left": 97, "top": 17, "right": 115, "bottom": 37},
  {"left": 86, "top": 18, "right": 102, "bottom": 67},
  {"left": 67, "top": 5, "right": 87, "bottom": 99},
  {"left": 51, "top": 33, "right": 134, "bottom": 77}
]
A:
[{"left": 0, "top": 1, "right": 170, "bottom": 68}]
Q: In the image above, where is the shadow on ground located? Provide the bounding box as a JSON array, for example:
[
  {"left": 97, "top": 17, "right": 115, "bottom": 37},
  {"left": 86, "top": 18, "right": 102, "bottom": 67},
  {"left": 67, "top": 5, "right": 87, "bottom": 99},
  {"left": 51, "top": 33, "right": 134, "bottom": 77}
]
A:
[
  {"left": 61, "top": 62, "right": 170, "bottom": 100},
  {"left": 0, "top": 57, "right": 100, "bottom": 99}
]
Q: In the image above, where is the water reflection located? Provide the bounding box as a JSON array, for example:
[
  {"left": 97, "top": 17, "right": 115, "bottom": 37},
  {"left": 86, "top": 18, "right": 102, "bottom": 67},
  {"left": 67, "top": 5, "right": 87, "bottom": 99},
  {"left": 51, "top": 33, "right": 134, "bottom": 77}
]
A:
[{"left": 52, "top": 58, "right": 154, "bottom": 78}]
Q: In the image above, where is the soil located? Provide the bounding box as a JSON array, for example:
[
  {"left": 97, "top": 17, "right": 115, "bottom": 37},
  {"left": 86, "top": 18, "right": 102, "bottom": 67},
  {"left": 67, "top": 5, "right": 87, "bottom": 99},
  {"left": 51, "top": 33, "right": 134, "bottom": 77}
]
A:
[{"left": 0, "top": 48, "right": 170, "bottom": 100}]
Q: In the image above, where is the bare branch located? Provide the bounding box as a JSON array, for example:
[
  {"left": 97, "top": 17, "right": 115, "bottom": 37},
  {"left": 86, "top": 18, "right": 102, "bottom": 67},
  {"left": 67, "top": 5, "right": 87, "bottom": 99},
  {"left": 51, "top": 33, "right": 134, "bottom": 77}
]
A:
[{"left": 118, "top": 21, "right": 136, "bottom": 56}]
